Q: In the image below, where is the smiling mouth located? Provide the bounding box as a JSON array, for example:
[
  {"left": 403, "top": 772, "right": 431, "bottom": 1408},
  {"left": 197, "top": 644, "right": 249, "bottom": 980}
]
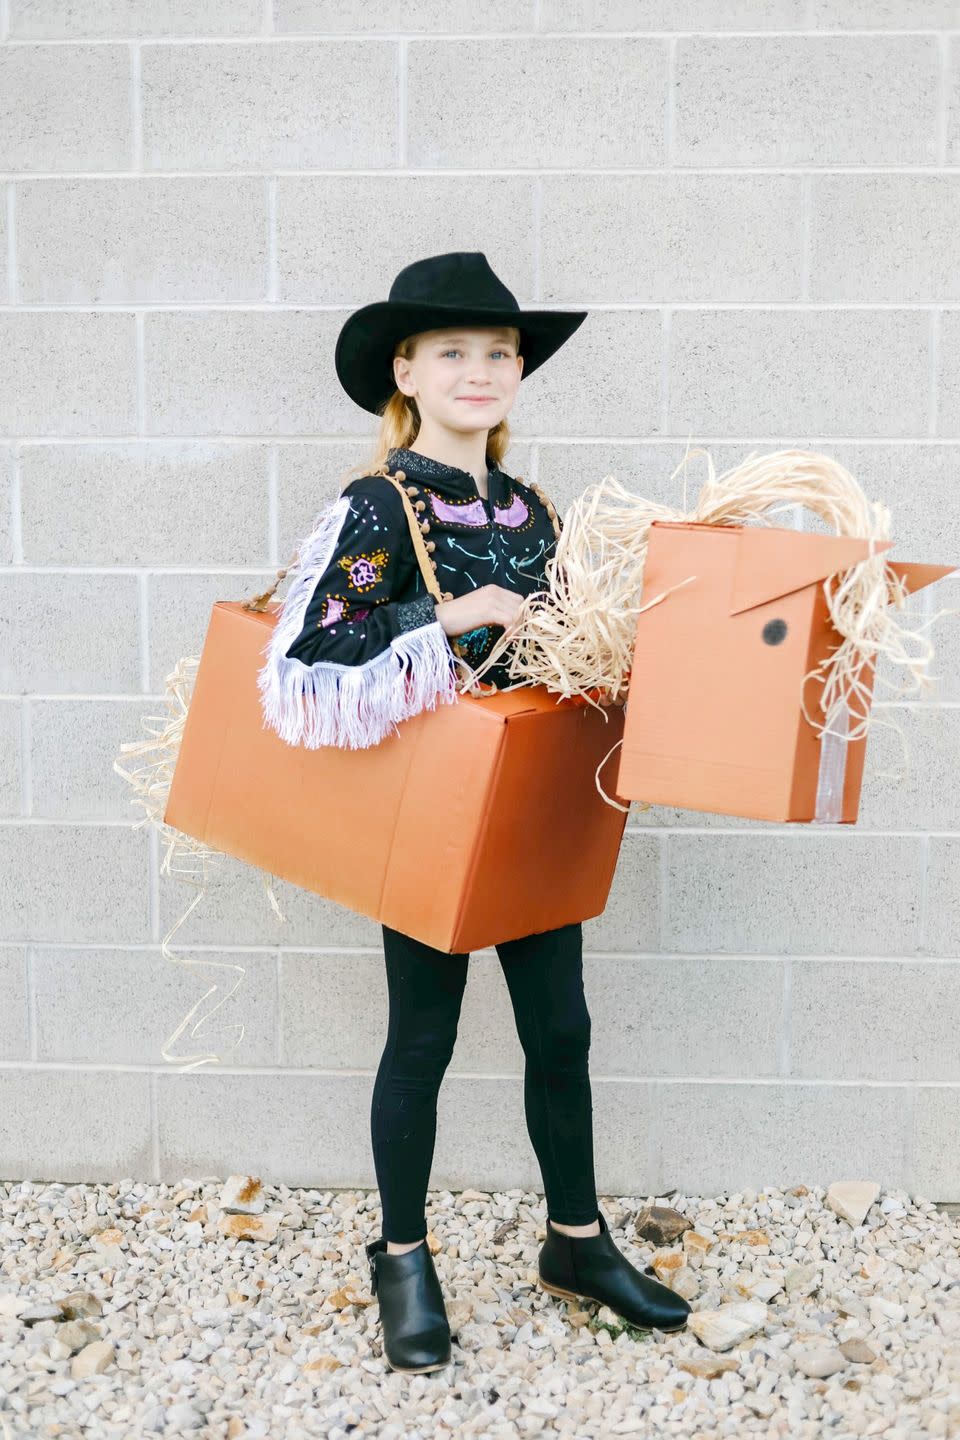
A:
[{"left": 459, "top": 397, "right": 495, "bottom": 403}]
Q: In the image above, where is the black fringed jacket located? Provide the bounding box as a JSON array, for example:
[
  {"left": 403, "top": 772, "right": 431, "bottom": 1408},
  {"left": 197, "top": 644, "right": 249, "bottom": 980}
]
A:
[{"left": 257, "top": 445, "right": 563, "bottom": 750}]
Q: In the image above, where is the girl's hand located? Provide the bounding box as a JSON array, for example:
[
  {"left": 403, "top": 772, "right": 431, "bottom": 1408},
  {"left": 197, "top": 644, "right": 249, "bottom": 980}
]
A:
[{"left": 434, "top": 585, "right": 526, "bottom": 640}]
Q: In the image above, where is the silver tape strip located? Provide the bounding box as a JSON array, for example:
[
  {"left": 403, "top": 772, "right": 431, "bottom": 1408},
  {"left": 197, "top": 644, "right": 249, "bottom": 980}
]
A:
[{"left": 812, "top": 698, "right": 850, "bottom": 824}]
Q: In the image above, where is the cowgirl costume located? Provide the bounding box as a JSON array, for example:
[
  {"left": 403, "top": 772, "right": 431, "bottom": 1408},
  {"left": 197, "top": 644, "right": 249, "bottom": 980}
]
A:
[
  {"left": 259, "top": 442, "right": 565, "bottom": 750},
  {"left": 259, "top": 252, "right": 689, "bottom": 1372}
]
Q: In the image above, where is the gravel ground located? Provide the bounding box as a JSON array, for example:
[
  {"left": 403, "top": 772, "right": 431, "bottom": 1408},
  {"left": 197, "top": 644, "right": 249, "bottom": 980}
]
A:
[{"left": 1, "top": 1177, "right": 958, "bottom": 1439}]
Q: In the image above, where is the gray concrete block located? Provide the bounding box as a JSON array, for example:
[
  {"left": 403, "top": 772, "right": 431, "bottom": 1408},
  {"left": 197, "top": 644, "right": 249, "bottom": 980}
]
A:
[
  {"left": 20, "top": 442, "right": 270, "bottom": 566},
  {"left": 513, "top": 308, "right": 661, "bottom": 438},
  {"left": 276, "top": 174, "right": 534, "bottom": 302},
  {"left": 9, "top": 0, "right": 263, "bottom": 37},
  {"left": 647, "top": 1080, "right": 913, "bottom": 1196},
  {"left": 0, "top": 447, "right": 12, "bottom": 563},
  {"left": 277, "top": 0, "right": 534, "bottom": 33},
  {"left": 0, "top": 45, "right": 131, "bottom": 172},
  {"left": 0, "top": 1067, "right": 152, "bottom": 1181},
  {"left": 790, "top": 957, "right": 960, "bottom": 1082},
  {"left": 674, "top": 35, "right": 939, "bottom": 166},
  {"left": 925, "top": 837, "right": 960, "bottom": 955},
  {"left": 934, "top": 312, "right": 960, "bottom": 434},
  {"left": 31, "top": 698, "right": 173, "bottom": 821},
  {"left": 0, "top": 822, "right": 151, "bottom": 944},
  {"left": 143, "top": 310, "right": 359, "bottom": 436},
  {"left": 813, "top": 1, "right": 960, "bottom": 23},
  {"left": 157, "top": 1070, "right": 374, "bottom": 1187},
  {"left": 810, "top": 176, "right": 960, "bottom": 304},
  {"left": 0, "top": 949, "right": 29, "bottom": 1061},
  {"left": 586, "top": 953, "right": 785, "bottom": 1079},
  {"left": 0, "top": 703, "right": 22, "bottom": 817},
  {"left": 541, "top": 0, "right": 808, "bottom": 27},
  {"left": 146, "top": 569, "right": 275, "bottom": 693},
  {"left": 914, "top": 1086, "right": 960, "bottom": 1198},
  {"left": 16, "top": 178, "right": 269, "bottom": 305},
  {"left": 157, "top": 849, "right": 382, "bottom": 950},
  {"left": 582, "top": 831, "right": 661, "bottom": 953},
  {"left": 0, "top": 314, "right": 137, "bottom": 438},
  {"left": 542, "top": 174, "right": 805, "bottom": 303},
  {"left": 32, "top": 945, "right": 278, "bottom": 1066},
  {"left": 0, "top": 572, "right": 141, "bottom": 693},
  {"left": 663, "top": 833, "right": 923, "bottom": 955},
  {"left": 407, "top": 36, "right": 667, "bottom": 168},
  {"left": 669, "top": 309, "right": 930, "bottom": 438},
  {"left": 142, "top": 41, "right": 399, "bottom": 170},
  {"left": 857, "top": 706, "right": 960, "bottom": 831}
]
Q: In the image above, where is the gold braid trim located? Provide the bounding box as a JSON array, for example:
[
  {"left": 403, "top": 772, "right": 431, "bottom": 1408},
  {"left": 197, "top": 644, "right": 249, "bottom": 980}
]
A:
[
  {"left": 368, "top": 465, "right": 450, "bottom": 603},
  {"left": 520, "top": 476, "right": 562, "bottom": 540}
]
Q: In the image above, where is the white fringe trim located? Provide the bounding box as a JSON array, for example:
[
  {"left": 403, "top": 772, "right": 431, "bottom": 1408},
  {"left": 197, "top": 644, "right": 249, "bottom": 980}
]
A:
[{"left": 257, "top": 492, "right": 460, "bottom": 750}]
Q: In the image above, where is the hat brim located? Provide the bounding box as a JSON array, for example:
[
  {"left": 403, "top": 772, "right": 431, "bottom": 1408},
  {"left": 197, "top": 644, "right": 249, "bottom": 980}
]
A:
[{"left": 335, "top": 302, "right": 588, "bottom": 416}]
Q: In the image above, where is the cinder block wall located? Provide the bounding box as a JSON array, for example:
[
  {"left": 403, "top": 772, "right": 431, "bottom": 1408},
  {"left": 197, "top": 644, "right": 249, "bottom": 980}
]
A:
[{"left": 1, "top": 1, "right": 958, "bottom": 1199}]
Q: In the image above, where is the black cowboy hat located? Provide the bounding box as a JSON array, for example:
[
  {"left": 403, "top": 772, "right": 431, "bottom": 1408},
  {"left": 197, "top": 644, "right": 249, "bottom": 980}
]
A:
[{"left": 335, "top": 251, "right": 588, "bottom": 416}]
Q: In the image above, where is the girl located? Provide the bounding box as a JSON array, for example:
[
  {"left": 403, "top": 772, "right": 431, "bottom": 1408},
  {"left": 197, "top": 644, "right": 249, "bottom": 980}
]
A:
[{"left": 259, "top": 253, "right": 690, "bottom": 1373}]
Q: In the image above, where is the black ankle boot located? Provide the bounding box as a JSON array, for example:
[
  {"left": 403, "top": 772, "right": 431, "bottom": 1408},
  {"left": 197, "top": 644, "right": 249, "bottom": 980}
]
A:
[
  {"left": 538, "top": 1207, "right": 691, "bottom": 1333},
  {"left": 365, "top": 1236, "right": 452, "bottom": 1373}
]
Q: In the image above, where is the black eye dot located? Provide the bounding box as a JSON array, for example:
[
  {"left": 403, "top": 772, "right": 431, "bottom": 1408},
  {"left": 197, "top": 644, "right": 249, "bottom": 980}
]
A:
[{"left": 762, "top": 618, "right": 788, "bottom": 645}]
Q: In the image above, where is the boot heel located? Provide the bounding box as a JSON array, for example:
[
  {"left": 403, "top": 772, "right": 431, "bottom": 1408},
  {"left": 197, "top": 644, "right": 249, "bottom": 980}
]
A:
[{"left": 539, "top": 1277, "right": 583, "bottom": 1302}]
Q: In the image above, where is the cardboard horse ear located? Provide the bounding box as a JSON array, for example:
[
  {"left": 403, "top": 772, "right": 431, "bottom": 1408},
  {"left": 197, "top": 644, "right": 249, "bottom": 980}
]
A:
[
  {"left": 886, "top": 560, "right": 958, "bottom": 596},
  {"left": 730, "top": 528, "right": 892, "bottom": 613},
  {"left": 729, "top": 525, "right": 952, "bottom": 614},
  {"left": 615, "top": 520, "right": 955, "bottom": 824}
]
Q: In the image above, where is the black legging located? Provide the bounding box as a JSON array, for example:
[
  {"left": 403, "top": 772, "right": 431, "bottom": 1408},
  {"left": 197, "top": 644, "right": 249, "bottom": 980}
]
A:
[{"left": 371, "top": 919, "right": 599, "bottom": 1243}]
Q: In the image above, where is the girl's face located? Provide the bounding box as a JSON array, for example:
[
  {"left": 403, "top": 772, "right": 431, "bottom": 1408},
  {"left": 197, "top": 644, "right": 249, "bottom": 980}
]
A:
[{"left": 393, "top": 326, "right": 523, "bottom": 435}]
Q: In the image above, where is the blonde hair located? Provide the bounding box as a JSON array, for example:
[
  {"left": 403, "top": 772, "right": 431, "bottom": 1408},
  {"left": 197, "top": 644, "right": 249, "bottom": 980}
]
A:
[{"left": 335, "top": 324, "right": 523, "bottom": 489}]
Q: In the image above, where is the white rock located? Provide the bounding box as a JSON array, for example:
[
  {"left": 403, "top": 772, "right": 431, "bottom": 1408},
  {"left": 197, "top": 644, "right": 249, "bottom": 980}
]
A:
[
  {"left": 219, "top": 1176, "right": 266, "bottom": 1215},
  {"left": 166, "top": 1401, "right": 204, "bottom": 1429},
  {"left": 20, "top": 1302, "right": 65, "bottom": 1324},
  {"left": 744, "top": 1394, "right": 779, "bottom": 1418},
  {"left": 934, "top": 1309, "right": 960, "bottom": 1336},
  {"left": 687, "top": 1300, "right": 767, "bottom": 1352},
  {"left": 792, "top": 1345, "right": 848, "bottom": 1378},
  {"left": 869, "top": 1296, "right": 907, "bottom": 1323},
  {"left": 70, "top": 1340, "right": 115, "bottom": 1378},
  {"left": 825, "top": 1181, "right": 881, "bottom": 1228},
  {"left": 216, "top": 1212, "right": 281, "bottom": 1242},
  {"left": 744, "top": 1277, "right": 783, "bottom": 1302},
  {"left": 784, "top": 1264, "right": 820, "bottom": 1297}
]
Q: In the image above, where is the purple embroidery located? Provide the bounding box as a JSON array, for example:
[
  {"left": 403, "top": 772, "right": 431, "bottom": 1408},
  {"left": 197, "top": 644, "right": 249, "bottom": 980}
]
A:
[
  {"left": 493, "top": 494, "right": 531, "bottom": 528},
  {"left": 348, "top": 557, "right": 378, "bottom": 587},
  {"left": 321, "top": 597, "right": 346, "bottom": 627},
  {"left": 429, "top": 493, "right": 489, "bottom": 527}
]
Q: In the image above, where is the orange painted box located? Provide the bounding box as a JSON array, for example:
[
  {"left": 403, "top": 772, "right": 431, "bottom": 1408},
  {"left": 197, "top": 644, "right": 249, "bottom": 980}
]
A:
[
  {"left": 615, "top": 520, "right": 953, "bottom": 823},
  {"left": 164, "top": 600, "right": 630, "bottom": 952}
]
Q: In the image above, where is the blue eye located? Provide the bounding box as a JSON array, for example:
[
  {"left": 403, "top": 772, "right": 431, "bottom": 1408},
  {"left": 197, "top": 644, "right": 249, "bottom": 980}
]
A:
[{"left": 441, "top": 349, "right": 510, "bottom": 359}]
